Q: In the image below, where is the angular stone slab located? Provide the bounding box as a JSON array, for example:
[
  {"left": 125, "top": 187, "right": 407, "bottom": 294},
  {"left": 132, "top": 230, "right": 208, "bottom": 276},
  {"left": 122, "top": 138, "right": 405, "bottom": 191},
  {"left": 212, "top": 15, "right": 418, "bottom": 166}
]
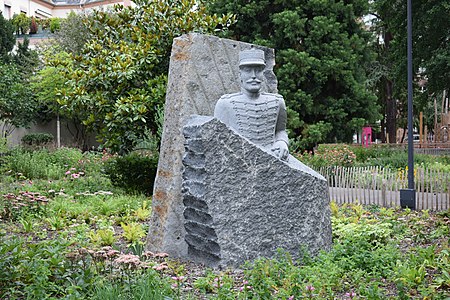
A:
[
  {"left": 182, "top": 116, "right": 332, "bottom": 267},
  {"left": 147, "top": 33, "right": 277, "bottom": 257}
]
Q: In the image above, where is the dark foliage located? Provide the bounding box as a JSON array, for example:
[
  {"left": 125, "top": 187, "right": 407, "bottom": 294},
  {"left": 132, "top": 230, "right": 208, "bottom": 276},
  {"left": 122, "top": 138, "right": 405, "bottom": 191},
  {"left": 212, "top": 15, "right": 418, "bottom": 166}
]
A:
[{"left": 104, "top": 152, "right": 158, "bottom": 195}]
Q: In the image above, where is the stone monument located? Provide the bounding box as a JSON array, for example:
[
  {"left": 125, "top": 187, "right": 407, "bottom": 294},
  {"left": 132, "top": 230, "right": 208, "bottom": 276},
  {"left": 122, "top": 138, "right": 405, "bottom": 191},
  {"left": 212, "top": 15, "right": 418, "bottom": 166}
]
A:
[
  {"left": 147, "top": 34, "right": 332, "bottom": 267},
  {"left": 147, "top": 33, "right": 277, "bottom": 257},
  {"left": 181, "top": 49, "right": 331, "bottom": 267}
]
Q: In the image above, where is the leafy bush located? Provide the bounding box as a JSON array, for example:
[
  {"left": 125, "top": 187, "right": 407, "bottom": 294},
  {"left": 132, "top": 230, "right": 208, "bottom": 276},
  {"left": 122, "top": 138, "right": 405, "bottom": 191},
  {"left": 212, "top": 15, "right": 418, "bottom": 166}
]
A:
[
  {"left": 0, "top": 236, "right": 75, "bottom": 299},
  {"left": 104, "top": 152, "right": 158, "bottom": 195},
  {"left": 11, "top": 13, "right": 30, "bottom": 34},
  {"left": 350, "top": 144, "right": 396, "bottom": 163},
  {"left": 89, "top": 228, "right": 116, "bottom": 246},
  {"left": 121, "top": 222, "right": 146, "bottom": 243},
  {"left": 36, "top": 18, "right": 50, "bottom": 30},
  {"left": 333, "top": 220, "right": 394, "bottom": 245},
  {"left": 298, "top": 144, "right": 450, "bottom": 171},
  {"left": 0, "top": 137, "right": 7, "bottom": 153},
  {"left": 21, "top": 132, "right": 54, "bottom": 146},
  {"left": 296, "top": 144, "right": 356, "bottom": 167},
  {"left": 49, "top": 18, "right": 61, "bottom": 33}
]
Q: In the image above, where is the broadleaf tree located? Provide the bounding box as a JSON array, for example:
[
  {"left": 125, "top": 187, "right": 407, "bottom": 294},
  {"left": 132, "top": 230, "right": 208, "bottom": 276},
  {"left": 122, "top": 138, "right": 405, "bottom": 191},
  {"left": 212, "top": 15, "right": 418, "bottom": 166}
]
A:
[
  {"left": 55, "top": 11, "right": 91, "bottom": 55},
  {"left": 208, "top": 0, "right": 381, "bottom": 150},
  {"left": 58, "top": 0, "right": 234, "bottom": 153},
  {"left": 370, "top": 0, "right": 449, "bottom": 142},
  {"left": 0, "top": 62, "right": 37, "bottom": 137}
]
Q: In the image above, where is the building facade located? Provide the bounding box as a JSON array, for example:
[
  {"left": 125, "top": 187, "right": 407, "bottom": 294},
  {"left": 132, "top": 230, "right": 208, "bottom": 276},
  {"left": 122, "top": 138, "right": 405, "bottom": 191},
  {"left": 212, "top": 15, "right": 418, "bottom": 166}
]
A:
[{"left": 1, "top": 0, "right": 132, "bottom": 19}]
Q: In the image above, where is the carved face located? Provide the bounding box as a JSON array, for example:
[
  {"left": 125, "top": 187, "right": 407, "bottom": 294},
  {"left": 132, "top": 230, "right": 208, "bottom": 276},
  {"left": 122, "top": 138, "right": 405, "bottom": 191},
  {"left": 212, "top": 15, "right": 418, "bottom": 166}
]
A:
[{"left": 239, "top": 65, "right": 265, "bottom": 94}]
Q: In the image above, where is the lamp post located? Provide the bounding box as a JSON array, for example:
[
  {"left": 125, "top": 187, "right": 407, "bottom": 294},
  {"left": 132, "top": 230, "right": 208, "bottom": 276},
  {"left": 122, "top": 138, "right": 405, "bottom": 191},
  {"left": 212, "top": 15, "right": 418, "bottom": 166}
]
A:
[{"left": 400, "top": 0, "right": 416, "bottom": 209}]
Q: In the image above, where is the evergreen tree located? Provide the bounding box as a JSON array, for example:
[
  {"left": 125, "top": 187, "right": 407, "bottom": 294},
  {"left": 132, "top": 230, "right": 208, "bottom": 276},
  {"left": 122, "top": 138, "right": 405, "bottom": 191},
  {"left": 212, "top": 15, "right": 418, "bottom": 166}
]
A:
[
  {"left": 14, "top": 37, "right": 39, "bottom": 74},
  {"left": 208, "top": 0, "right": 380, "bottom": 149},
  {"left": 0, "top": 12, "right": 15, "bottom": 60},
  {"left": 368, "top": 0, "right": 398, "bottom": 143}
]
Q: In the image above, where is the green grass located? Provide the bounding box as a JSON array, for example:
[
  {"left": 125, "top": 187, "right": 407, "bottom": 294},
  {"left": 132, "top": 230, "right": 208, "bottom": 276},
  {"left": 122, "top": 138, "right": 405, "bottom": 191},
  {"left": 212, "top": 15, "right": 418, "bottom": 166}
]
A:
[{"left": 1, "top": 147, "right": 450, "bottom": 299}]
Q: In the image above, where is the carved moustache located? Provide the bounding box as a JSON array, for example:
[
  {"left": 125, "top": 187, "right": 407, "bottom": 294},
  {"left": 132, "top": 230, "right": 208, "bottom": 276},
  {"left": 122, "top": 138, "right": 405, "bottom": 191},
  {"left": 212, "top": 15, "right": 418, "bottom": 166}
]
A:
[{"left": 246, "top": 79, "right": 262, "bottom": 84}]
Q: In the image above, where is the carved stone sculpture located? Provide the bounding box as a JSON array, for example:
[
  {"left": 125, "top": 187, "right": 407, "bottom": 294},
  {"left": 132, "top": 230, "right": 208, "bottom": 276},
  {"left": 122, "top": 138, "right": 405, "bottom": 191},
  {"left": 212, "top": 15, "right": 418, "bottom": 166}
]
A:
[
  {"left": 214, "top": 49, "right": 289, "bottom": 161},
  {"left": 181, "top": 49, "right": 332, "bottom": 267},
  {"left": 147, "top": 34, "right": 332, "bottom": 267},
  {"left": 147, "top": 34, "right": 277, "bottom": 258}
]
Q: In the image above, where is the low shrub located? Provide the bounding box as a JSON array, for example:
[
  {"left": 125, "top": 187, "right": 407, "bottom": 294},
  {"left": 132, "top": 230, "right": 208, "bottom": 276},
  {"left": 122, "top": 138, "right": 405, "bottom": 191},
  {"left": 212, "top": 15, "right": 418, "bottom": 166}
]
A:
[
  {"left": 5, "top": 147, "right": 83, "bottom": 179},
  {"left": 0, "top": 137, "right": 7, "bottom": 153},
  {"left": 350, "top": 144, "right": 396, "bottom": 163},
  {"left": 0, "top": 236, "right": 76, "bottom": 299},
  {"left": 104, "top": 152, "right": 158, "bottom": 195},
  {"left": 21, "top": 132, "right": 54, "bottom": 146},
  {"left": 298, "top": 143, "right": 450, "bottom": 171}
]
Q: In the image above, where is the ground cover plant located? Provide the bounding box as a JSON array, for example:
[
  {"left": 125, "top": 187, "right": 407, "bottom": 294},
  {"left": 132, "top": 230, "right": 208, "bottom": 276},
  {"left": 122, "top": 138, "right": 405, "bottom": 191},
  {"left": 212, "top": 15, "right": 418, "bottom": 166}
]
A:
[{"left": 0, "top": 147, "right": 449, "bottom": 299}]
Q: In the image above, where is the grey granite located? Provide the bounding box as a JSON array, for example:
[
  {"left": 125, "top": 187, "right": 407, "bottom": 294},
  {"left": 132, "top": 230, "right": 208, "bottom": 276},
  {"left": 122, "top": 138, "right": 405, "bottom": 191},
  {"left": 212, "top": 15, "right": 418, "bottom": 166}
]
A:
[
  {"left": 147, "top": 33, "right": 277, "bottom": 257},
  {"left": 182, "top": 116, "right": 332, "bottom": 267},
  {"left": 214, "top": 49, "right": 289, "bottom": 161}
]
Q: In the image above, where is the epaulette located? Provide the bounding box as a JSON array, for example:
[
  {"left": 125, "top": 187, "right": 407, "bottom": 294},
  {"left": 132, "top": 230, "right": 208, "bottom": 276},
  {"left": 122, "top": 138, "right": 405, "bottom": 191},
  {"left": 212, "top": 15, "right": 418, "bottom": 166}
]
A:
[
  {"left": 261, "top": 92, "right": 283, "bottom": 99},
  {"left": 220, "top": 92, "right": 242, "bottom": 99}
]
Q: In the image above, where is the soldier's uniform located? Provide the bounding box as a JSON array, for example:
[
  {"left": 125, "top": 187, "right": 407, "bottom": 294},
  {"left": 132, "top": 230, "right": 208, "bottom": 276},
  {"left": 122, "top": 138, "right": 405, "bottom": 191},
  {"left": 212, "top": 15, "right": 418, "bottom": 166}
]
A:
[{"left": 214, "top": 91, "right": 289, "bottom": 149}]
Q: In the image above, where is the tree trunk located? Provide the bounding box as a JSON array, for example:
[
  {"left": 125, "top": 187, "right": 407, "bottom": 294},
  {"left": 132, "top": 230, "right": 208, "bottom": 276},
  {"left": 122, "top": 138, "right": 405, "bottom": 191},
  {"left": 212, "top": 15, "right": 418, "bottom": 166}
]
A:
[
  {"left": 385, "top": 78, "right": 397, "bottom": 143},
  {"left": 383, "top": 31, "right": 396, "bottom": 143},
  {"left": 380, "top": 118, "right": 386, "bottom": 143}
]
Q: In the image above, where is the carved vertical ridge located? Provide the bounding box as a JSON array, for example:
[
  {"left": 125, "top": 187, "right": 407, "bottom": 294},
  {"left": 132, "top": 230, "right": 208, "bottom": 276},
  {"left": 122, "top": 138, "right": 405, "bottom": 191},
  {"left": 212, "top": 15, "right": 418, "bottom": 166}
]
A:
[{"left": 182, "top": 130, "right": 220, "bottom": 264}]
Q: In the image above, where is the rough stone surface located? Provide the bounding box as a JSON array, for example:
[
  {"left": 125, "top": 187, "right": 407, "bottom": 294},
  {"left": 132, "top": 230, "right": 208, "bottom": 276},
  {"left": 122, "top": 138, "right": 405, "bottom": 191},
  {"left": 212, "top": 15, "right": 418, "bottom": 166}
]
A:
[
  {"left": 147, "top": 33, "right": 277, "bottom": 257},
  {"left": 182, "top": 116, "right": 332, "bottom": 267}
]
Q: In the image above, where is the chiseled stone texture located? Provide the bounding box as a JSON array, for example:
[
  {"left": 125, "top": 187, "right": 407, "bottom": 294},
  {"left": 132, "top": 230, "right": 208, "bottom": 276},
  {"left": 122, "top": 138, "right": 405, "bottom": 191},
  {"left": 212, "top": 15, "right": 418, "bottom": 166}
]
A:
[
  {"left": 147, "top": 33, "right": 277, "bottom": 257},
  {"left": 182, "top": 116, "right": 332, "bottom": 267}
]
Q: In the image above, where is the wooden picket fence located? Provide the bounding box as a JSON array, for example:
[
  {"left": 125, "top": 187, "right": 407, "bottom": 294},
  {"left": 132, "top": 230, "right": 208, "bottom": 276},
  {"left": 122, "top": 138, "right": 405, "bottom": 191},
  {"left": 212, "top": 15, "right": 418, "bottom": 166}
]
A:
[{"left": 317, "top": 166, "right": 450, "bottom": 211}]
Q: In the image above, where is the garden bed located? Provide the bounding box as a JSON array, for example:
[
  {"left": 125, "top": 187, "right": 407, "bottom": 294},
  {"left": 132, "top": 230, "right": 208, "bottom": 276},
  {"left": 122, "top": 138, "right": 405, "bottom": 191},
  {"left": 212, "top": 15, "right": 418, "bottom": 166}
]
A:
[{"left": 1, "top": 147, "right": 449, "bottom": 299}]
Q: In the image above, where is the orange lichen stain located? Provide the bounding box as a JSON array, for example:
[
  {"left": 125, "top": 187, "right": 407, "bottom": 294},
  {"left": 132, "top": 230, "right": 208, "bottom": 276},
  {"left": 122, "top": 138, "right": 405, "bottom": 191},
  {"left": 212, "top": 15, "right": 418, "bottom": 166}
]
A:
[
  {"left": 154, "top": 189, "right": 167, "bottom": 201},
  {"left": 174, "top": 38, "right": 192, "bottom": 48},
  {"left": 154, "top": 203, "right": 168, "bottom": 219},
  {"left": 173, "top": 38, "right": 192, "bottom": 61},
  {"left": 174, "top": 52, "right": 190, "bottom": 61},
  {"left": 157, "top": 170, "right": 172, "bottom": 178}
]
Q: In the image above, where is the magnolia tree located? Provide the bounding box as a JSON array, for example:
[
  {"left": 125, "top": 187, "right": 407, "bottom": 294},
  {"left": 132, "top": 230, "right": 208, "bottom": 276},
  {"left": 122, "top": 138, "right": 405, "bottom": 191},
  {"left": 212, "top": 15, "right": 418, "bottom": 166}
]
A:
[{"left": 52, "top": 0, "right": 234, "bottom": 153}]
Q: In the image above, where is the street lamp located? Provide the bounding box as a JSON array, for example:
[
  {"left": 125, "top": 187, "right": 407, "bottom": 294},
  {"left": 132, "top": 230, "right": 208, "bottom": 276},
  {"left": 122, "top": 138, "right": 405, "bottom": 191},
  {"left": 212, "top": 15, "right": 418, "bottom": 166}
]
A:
[{"left": 400, "top": 0, "right": 416, "bottom": 209}]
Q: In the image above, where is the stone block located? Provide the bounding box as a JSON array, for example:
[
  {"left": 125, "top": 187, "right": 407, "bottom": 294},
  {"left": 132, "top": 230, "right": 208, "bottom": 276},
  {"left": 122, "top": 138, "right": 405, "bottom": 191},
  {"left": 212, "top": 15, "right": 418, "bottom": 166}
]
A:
[
  {"left": 147, "top": 33, "right": 277, "bottom": 257},
  {"left": 182, "top": 116, "right": 332, "bottom": 267}
]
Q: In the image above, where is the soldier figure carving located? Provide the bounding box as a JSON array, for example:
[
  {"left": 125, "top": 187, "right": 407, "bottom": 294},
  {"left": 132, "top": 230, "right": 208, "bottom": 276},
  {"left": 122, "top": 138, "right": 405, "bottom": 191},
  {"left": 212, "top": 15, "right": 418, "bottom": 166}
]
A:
[{"left": 214, "top": 49, "right": 289, "bottom": 161}]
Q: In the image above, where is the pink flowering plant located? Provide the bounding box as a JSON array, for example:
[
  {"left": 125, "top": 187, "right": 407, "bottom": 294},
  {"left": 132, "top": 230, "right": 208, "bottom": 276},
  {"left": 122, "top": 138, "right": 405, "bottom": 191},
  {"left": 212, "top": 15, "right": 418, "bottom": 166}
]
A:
[
  {"left": 1, "top": 191, "right": 49, "bottom": 221},
  {"left": 64, "top": 167, "right": 85, "bottom": 180}
]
